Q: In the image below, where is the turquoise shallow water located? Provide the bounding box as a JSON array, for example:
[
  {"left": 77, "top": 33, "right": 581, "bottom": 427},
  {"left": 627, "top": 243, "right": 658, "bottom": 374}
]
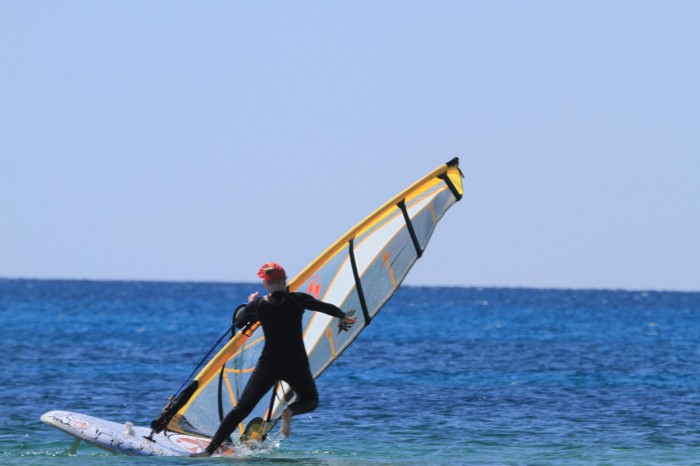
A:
[{"left": 1, "top": 279, "right": 700, "bottom": 465}]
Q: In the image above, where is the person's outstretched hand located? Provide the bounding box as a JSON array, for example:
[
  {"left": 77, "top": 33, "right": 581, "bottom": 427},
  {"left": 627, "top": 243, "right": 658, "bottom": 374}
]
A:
[{"left": 337, "top": 314, "right": 358, "bottom": 332}]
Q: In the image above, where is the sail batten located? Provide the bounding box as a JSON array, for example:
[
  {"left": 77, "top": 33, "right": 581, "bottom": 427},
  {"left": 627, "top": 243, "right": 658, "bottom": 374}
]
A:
[
  {"left": 398, "top": 199, "right": 424, "bottom": 258},
  {"left": 348, "top": 237, "right": 372, "bottom": 325},
  {"left": 164, "top": 158, "right": 464, "bottom": 439}
]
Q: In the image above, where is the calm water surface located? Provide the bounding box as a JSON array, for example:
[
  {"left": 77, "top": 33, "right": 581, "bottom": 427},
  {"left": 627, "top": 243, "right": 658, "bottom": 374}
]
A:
[{"left": 1, "top": 279, "right": 699, "bottom": 465}]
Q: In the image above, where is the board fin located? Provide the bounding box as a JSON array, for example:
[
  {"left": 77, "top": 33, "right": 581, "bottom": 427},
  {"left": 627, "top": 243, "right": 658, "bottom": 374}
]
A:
[{"left": 68, "top": 438, "right": 81, "bottom": 455}]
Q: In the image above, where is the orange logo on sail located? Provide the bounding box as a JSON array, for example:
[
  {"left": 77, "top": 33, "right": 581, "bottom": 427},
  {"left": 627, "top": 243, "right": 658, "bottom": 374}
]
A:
[
  {"left": 381, "top": 248, "right": 398, "bottom": 288},
  {"left": 381, "top": 247, "right": 396, "bottom": 269},
  {"left": 307, "top": 276, "right": 322, "bottom": 298}
]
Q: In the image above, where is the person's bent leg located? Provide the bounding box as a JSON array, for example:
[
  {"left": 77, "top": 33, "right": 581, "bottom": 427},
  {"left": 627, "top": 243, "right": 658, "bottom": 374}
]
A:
[
  {"left": 279, "top": 362, "right": 319, "bottom": 437},
  {"left": 284, "top": 363, "right": 319, "bottom": 416}
]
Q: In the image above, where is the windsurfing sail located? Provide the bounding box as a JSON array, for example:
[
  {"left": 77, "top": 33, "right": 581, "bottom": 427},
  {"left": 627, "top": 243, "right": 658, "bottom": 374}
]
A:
[{"left": 152, "top": 157, "right": 464, "bottom": 440}]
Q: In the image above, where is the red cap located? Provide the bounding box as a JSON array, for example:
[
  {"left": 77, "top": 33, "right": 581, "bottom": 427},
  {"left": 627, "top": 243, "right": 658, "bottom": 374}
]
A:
[{"left": 257, "top": 262, "right": 286, "bottom": 282}]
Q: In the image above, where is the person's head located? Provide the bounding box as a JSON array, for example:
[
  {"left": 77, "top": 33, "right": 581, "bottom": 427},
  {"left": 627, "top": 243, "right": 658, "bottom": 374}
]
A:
[{"left": 257, "top": 262, "right": 287, "bottom": 292}]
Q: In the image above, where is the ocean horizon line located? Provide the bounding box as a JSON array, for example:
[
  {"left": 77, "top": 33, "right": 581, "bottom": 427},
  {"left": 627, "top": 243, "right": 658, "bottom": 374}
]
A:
[{"left": 1, "top": 276, "right": 697, "bottom": 295}]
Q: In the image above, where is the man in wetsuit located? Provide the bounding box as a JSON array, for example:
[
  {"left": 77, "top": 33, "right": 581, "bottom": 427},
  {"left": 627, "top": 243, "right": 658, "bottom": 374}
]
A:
[{"left": 191, "top": 262, "right": 357, "bottom": 457}]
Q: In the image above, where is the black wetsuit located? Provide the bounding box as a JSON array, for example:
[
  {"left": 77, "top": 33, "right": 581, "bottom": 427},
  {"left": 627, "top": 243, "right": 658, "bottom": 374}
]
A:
[{"left": 205, "top": 290, "right": 346, "bottom": 453}]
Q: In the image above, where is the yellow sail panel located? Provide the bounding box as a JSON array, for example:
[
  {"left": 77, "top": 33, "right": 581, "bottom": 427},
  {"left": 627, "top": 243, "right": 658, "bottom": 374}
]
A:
[{"left": 168, "top": 158, "right": 464, "bottom": 438}]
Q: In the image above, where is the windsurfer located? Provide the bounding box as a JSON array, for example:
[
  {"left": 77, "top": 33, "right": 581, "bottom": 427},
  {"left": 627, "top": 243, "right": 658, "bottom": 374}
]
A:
[{"left": 191, "top": 262, "right": 358, "bottom": 457}]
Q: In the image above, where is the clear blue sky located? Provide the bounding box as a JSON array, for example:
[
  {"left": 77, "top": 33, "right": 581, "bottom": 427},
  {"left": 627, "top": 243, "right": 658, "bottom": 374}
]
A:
[{"left": 2, "top": 1, "right": 698, "bottom": 291}]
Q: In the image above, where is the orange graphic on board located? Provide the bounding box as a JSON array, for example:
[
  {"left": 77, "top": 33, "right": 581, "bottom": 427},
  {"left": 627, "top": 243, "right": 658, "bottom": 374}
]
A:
[
  {"left": 172, "top": 435, "right": 236, "bottom": 455},
  {"left": 69, "top": 419, "right": 88, "bottom": 430}
]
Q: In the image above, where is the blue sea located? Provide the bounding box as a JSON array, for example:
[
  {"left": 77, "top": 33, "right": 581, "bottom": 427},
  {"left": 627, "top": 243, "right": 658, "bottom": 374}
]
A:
[{"left": 1, "top": 279, "right": 699, "bottom": 465}]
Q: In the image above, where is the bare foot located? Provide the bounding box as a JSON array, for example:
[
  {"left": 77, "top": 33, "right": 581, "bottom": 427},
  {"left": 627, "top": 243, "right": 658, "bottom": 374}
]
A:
[{"left": 280, "top": 408, "right": 291, "bottom": 438}]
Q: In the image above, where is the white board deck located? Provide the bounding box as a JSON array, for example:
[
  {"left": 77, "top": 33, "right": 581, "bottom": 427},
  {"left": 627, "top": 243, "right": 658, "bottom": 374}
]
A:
[{"left": 40, "top": 410, "right": 238, "bottom": 457}]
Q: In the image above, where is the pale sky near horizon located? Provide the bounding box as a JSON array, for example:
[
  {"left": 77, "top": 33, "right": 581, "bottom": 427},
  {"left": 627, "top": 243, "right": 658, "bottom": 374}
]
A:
[{"left": 2, "top": 1, "right": 699, "bottom": 291}]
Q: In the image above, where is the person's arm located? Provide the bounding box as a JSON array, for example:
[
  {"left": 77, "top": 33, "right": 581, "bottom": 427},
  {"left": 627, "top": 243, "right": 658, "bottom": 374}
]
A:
[
  {"left": 234, "top": 294, "right": 260, "bottom": 328},
  {"left": 294, "top": 292, "right": 358, "bottom": 330},
  {"left": 295, "top": 292, "right": 345, "bottom": 318}
]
